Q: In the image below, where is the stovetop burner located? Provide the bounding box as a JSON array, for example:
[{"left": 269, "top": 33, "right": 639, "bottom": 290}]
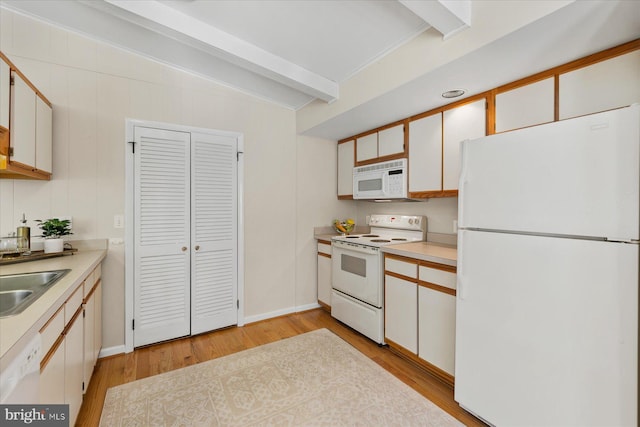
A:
[{"left": 331, "top": 214, "right": 427, "bottom": 248}]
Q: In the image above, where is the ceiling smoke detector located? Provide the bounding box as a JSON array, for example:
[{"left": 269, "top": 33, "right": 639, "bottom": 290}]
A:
[{"left": 441, "top": 89, "right": 466, "bottom": 98}]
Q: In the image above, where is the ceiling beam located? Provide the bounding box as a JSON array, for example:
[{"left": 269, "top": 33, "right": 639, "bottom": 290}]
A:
[
  {"left": 399, "top": 0, "right": 471, "bottom": 40},
  {"left": 103, "top": 0, "right": 339, "bottom": 103}
]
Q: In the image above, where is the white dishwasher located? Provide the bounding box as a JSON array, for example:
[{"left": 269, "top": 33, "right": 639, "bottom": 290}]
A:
[{"left": 0, "top": 334, "right": 41, "bottom": 404}]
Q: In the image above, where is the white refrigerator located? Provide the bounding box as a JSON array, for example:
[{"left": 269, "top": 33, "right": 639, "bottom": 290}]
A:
[{"left": 455, "top": 105, "right": 639, "bottom": 426}]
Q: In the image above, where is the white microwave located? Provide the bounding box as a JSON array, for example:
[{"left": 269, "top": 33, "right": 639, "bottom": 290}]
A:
[{"left": 353, "top": 158, "right": 408, "bottom": 200}]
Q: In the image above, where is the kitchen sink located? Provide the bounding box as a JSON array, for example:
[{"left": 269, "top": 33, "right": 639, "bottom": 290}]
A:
[{"left": 0, "top": 269, "right": 70, "bottom": 318}]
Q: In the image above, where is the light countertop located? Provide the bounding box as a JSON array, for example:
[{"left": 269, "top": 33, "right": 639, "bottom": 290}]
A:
[
  {"left": 0, "top": 249, "right": 106, "bottom": 367},
  {"left": 381, "top": 241, "right": 457, "bottom": 267}
]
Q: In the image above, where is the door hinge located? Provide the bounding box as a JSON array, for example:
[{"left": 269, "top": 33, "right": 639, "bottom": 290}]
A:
[
  {"left": 128, "top": 141, "right": 136, "bottom": 154},
  {"left": 8, "top": 147, "right": 13, "bottom": 157},
  {"left": 132, "top": 319, "right": 135, "bottom": 330},
  {"left": 82, "top": 381, "right": 85, "bottom": 391},
  {"left": 83, "top": 310, "right": 86, "bottom": 318},
  {"left": 237, "top": 299, "right": 239, "bottom": 309},
  {"left": 237, "top": 151, "right": 243, "bottom": 161},
  {"left": 10, "top": 75, "right": 14, "bottom": 85}
]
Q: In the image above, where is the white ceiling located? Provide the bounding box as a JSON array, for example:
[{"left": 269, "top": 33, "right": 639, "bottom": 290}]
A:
[
  {"left": 0, "top": 0, "right": 470, "bottom": 110},
  {"left": 1, "top": 1, "right": 638, "bottom": 140}
]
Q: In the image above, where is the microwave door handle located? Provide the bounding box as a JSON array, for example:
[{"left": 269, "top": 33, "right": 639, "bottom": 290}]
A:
[{"left": 382, "top": 172, "right": 388, "bottom": 196}]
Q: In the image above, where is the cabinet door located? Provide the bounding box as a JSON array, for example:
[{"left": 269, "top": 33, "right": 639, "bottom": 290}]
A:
[
  {"left": 0, "top": 59, "right": 9, "bottom": 129},
  {"left": 356, "top": 133, "right": 377, "bottom": 162},
  {"left": 559, "top": 50, "right": 640, "bottom": 120},
  {"left": 39, "top": 339, "right": 65, "bottom": 404},
  {"left": 409, "top": 113, "right": 442, "bottom": 193},
  {"left": 496, "top": 78, "right": 555, "bottom": 132},
  {"left": 10, "top": 71, "right": 36, "bottom": 167},
  {"left": 83, "top": 291, "right": 95, "bottom": 393},
  {"left": 337, "top": 139, "right": 354, "bottom": 197},
  {"left": 35, "top": 96, "right": 52, "bottom": 173},
  {"left": 418, "top": 285, "right": 456, "bottom": 375},
  {"left": 317, "top": 253, "right": 332, "bottom": 306},
  {"left": 94, "top": 280, "right": 102, "bottom": 363},
  {"left": 384, "top": 274, "right": 417, "bottom": 353},
  {"left": 378, "top": 124, "right": 404, "bottom": 157},
  {"left": 443, "top": 99, "right": 486, "bottom": 191},
  {"left": 65, "top": 310, "right": 84, "bottom": 427}
]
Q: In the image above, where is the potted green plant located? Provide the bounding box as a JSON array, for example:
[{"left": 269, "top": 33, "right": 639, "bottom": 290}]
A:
[{"left": 36, "top": 218, "right": 72, "bottom": 253}]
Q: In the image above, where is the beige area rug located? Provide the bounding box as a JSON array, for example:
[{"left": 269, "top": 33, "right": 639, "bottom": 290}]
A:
[{"left": 100, "top": 328, "right": 463, "bottom": 426}]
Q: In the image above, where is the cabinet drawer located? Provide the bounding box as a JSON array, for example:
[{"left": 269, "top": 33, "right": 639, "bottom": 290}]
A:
[
  {"left": 83, "top": 270, "right": 95, "bottom": 298},
  {"left": 419, "top": 265, "right": 456, "bottom": 290},
  {"left": 385, "top": 257, "right": 417, "bottom": 279},
  {"left": 40, "top": 306, "right": 64, "bottom": 357},
  {"left": 317, "top": 242, "right": 331, "bottom": 256},
  {"left": 65, "top": 284, "right": 84, "bottom": 324}
]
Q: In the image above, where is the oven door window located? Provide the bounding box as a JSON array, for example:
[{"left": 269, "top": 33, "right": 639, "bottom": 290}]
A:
[{"left": 341, "top": 254, "right": 366, "bottom": 277}]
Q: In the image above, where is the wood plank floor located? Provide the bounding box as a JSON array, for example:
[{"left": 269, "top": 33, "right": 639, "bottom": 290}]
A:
[{"left": 77, "top": 308, "right": 486, "bottom": 426}]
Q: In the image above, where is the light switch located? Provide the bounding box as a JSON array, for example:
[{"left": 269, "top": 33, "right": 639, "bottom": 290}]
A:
[{"left": 114, "top": 215, "right": 124, "bottom": 229}]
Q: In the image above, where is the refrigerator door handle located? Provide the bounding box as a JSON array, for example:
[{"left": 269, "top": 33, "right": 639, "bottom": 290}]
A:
[
  {"left": 458, "top": 139, "right": 471, "bottom": 228},
  {"left": 457, "top": 235, "right": 466, "bottom": 301}
]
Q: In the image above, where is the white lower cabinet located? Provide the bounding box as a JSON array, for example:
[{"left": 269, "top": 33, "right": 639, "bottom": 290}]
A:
[
  {"left": 83, "top": 268, "right": 102, "bottom": 393},
  {"left": 418, "top": 286, "right": 456, "bottom": 376},
  {"left": 384, "top": 254, "right": 457, "bottom": 384},
  {"left": 39, "top": 263, "right": 103, "bottom": 424},
  {"left": 317, "top": 241, "right": 332, "bottom": 308},
  {"left": 65, "top": 309, "right": 84, "bottom": 427},
  {"left": 384, "top": 275, "right": 417, "bottom": 353}
]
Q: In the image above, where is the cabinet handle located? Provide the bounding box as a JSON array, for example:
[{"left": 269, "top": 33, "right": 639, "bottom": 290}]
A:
[
  {"left": 195, "top": 245, "right": 200, "bottom": 251},
  {"left": 181, "top": 246, "right": 187, "bottom": 252}
]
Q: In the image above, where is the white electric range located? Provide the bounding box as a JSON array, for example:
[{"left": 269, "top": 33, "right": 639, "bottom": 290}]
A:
[{"left": 330, "top": 214, "right": 426, "bottom": 344}]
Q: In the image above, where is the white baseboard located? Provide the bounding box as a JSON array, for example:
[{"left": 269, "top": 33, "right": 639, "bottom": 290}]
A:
[
  {"left": 99, "top": 345, "right": 126, "bottom": 359},
  {"left": 99, "top": 304, "right": 323, "bottom": 356}
]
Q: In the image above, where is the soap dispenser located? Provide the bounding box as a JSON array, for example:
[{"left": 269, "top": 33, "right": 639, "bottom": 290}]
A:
[{"left": 16, "top": 213, "right": 30, "bottom": 251}]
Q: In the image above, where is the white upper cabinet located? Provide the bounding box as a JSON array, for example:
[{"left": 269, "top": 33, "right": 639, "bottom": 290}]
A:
[
  {"left": 10, "top": 71, "right": 37, "bottom": 167},
  {"left": 443, "top": 99, "right": 486, "bottom": 191},
  {"left": 0, "top": 58, "right": 9, "bottom": 129},
  {"left": 36, "top": 95, "right": 53, "bottom": 173},
  {"left": 1, "top": 53, "right": 53, "bottom": 179},
  {"left": 409, "top": 113, "right": 442, "bottom": 193},
  {"left": 378, "top": 124, "right": 405, "bottom": 157},
  {"left": 496, "top": 77, "right": 555, "bottom": 133},
  {"left": 559, "top": 50, "right": 640, "bottom": 120},
  {"left": 356, "top": 123, "right": 405, "bottom": 163},
  {"left": 356, "top": 132, "right": 377, "bottom": 162},
  {"left": 337, "top": 139, "right": 354, "bottom": 197}
]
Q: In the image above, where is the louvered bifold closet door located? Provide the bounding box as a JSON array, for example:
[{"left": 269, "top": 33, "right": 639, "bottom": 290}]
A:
[
  {"left": 134, "top": 127, "right": 191, "bottom": 347},
  {"left": 190, "top": 132, "right": 238, "bottom": 335}
]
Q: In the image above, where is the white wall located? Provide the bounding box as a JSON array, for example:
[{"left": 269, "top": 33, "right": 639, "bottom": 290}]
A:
[
  {"left": 295, "top": 135, "right": 357, "bottom": 309},
  {"left": 0, "top": 9, "right": 314, "bottom": 349},
  {"left": 355, "top": 198, "right": 458, "bottom": 236}
]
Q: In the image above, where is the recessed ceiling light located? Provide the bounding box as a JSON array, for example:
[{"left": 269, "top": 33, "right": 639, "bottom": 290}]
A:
[{"left": 441, "top": 89, "right": 466, "bottom": 99}]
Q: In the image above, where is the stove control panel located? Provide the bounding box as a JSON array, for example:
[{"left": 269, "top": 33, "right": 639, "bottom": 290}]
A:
[{"left": 366, "top": 214, "right": 426, "bottom": 232}]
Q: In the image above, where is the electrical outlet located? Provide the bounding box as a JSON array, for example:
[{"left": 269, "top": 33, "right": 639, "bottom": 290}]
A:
[{"left": 114, "top": 215, "right": 124, "bottom": 229}]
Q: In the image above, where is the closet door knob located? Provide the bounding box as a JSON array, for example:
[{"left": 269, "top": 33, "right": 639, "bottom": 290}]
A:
[
  {"left": 181, "top": 246, "right": 187, "bottom": 252},
  {"left": 195, "top": 245, "right": 200, "bottom": 251}
]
